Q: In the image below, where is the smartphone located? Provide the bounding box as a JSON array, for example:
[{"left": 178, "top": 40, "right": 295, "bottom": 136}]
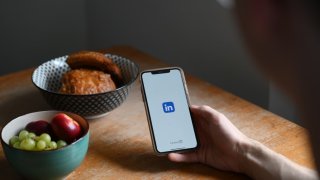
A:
[{"left": 140, "top": 67, "right": 198, "bottom": 155}]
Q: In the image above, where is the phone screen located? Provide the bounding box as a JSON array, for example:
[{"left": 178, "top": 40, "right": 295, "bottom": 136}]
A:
[{"left": 141, "top": 68, "right": 198, "bottom": 154}]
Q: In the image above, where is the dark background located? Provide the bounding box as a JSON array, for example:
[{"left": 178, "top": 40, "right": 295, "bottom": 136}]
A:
[{"left": 0, "top": 0, "right": 298, "bottom": 123}]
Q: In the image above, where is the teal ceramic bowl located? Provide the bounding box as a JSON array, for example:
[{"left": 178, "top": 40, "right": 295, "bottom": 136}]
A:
[{"left": 1, "top": 111, "right": 89, "bottom": 180}]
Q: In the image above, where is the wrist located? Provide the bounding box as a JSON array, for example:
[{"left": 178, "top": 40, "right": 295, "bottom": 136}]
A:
[
  {"left": 235, "top": 138, "right": 261, "bottom": 175},
  {"left": 236, "top": 139, "right": 319, "bottom": 180}
]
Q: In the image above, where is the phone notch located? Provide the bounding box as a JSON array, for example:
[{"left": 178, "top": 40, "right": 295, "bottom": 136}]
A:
[{"left": 151, "top": 69, "right": 170, "bottom": 74}]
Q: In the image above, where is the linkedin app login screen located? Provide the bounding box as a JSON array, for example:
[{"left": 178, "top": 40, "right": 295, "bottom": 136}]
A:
[{"left": 142, "top": 69, "right": 197, "bottom": 152}]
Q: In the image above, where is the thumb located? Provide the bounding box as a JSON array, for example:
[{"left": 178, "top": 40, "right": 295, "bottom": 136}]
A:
[{"left": 168, "top": 152, "right": 199, "bottom": 163}]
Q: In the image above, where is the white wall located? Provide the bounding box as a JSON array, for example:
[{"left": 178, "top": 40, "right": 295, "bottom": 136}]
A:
[{"left": 0, "top": 1, "right": 297, "bottom": 123}]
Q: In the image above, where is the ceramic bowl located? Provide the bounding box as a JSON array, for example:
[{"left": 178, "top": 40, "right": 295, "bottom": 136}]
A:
[
  {"left": 32, "top": 54, "right": 139, "bottom": 119},
  {"left": 1, "top": 111, "right": 89, "bottom": 180}
]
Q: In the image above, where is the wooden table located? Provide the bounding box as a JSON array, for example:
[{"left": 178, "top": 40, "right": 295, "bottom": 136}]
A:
[{"left": 0, "top": 46, "right": 315, "bottom": 179}]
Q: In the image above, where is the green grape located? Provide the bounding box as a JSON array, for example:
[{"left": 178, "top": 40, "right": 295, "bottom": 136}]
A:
[
  {"left": 27, "top": 132, "right": 36, "bottom": 139},
  {"left": 39, "top": 133, "right": 51, "bottom": 145},
  {"left": 18, "top": 130, "right": 29, "bottom": 141},
  {"left": 48, "top": 141, "right": 57, "bottom": 149},
  {"left": 36, "top": 140, "right": 46, "bottom": 150},
  {"left": 9, "top": 136, "right": 19, "bottom": 146},
  {"left": 13, "top": 141, "right": 20, "bottom": 149},
  {"left": 34, "top": 135, "right": 40, "bottom": 141},
  {"left": 20, "top": 138, "right": 36, "bottom": 150},
  {"left": 57, "top": 140, "right": 67, "bottom": 148},
  {"left": 10, "top": 128, "right": 67, "bottom": 151}
]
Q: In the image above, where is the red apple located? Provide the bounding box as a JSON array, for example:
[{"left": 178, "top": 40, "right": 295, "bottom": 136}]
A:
[
  {"left": 25, "top": 120, "right": 52, "bottom": 136},
  {"left": 51, "top": 113, "right": 82, "bottom": 143}
]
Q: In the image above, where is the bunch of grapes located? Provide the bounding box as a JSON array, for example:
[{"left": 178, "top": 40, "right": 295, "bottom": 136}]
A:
[{"left": 9, "top": 130, "right": 67, "bottom": 151}]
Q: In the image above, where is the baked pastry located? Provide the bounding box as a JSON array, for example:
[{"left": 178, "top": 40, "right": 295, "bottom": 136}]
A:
[
  {"left": 60, "top": 69, "right": 116, "bottom": 95},
  {"left": 66, "top": 51, "right": 123, "bottom": 86}
]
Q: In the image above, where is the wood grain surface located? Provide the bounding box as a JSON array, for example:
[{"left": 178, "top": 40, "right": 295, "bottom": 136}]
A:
[{"left": 0, "top": 46, "right": 315, "bottom": 179}]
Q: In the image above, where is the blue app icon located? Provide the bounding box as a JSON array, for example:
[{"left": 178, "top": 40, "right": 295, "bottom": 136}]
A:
[{"left": 162, "top": 102, "right": 175, "bottom": 113}]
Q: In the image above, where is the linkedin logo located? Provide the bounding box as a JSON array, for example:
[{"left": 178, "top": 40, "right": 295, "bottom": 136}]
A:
[{"left": 162, "top": 102, "right": 175, "bottom": 113}]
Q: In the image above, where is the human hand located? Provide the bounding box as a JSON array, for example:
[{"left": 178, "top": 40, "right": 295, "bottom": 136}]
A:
[{"left": 168, "top": 105, "right": 251, "bottom": 173}]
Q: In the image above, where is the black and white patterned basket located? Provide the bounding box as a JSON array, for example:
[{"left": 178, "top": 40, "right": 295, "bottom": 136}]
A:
[{"left": 32, "top": 54, "right": 139, "bottom": 119}]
